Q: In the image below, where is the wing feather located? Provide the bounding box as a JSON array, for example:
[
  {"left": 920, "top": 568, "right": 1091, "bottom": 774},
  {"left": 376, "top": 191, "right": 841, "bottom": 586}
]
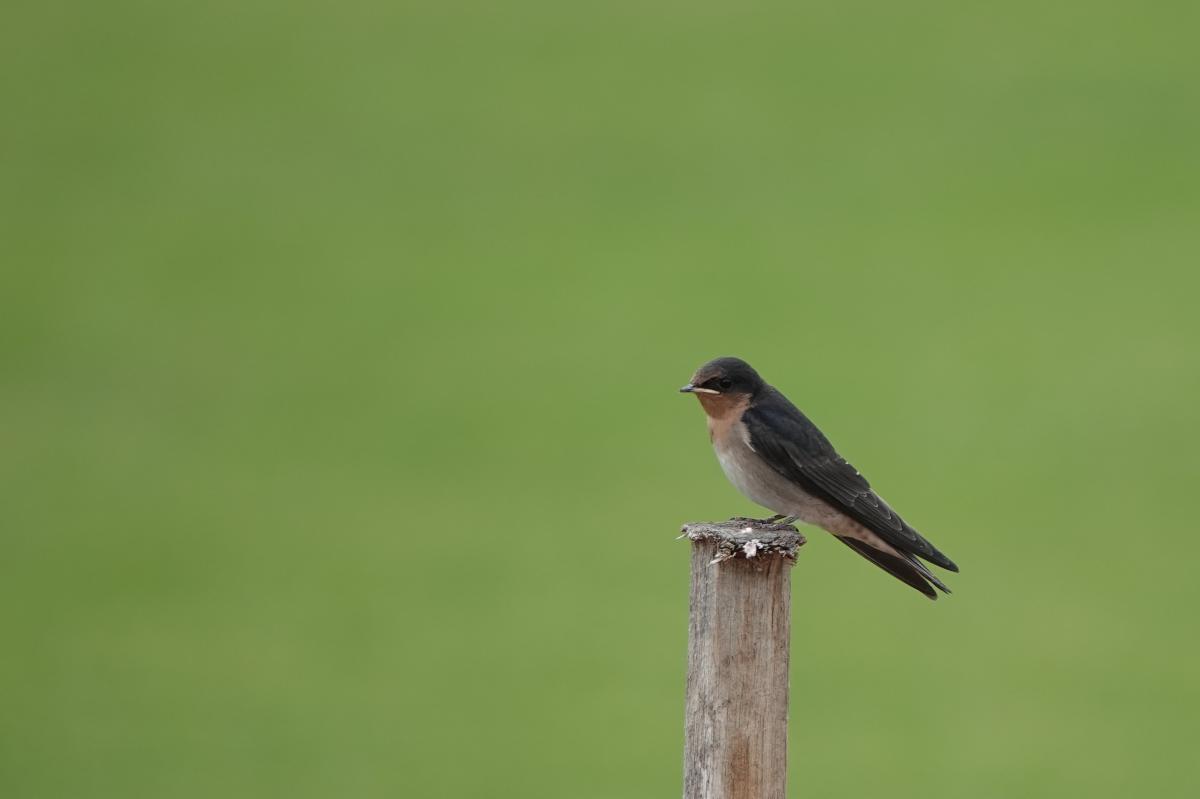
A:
[{"left": 743, "top": 392, "right": 958, "bottom": 572}]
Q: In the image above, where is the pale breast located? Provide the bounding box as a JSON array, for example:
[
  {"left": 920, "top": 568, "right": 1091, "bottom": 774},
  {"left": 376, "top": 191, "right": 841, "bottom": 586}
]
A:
[
  {"left": 711, "top": 419, "right": 797, "bottom": 512},
  {"left": 707, "top": 415, "right": 906, "bottom": 557},
  {"left": 711, "top": 419, "right": 864, "bottom": 534}
]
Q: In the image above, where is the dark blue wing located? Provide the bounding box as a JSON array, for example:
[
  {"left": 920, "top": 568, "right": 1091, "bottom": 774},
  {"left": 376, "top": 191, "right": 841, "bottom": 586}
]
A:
[{"left": 742, "top": 391, "right": 958, "bottom": 572}]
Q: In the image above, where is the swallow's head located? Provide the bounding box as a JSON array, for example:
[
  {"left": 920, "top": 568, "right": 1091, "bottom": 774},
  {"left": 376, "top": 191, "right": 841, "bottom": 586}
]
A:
[{"left": 679, "top": 357, "right": 765, "bottom": 413}]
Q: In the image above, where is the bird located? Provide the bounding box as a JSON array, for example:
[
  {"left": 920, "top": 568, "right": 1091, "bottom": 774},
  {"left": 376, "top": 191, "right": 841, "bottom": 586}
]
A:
[{"left": 680, "top": 356, "right": 958, "bottom": 599}]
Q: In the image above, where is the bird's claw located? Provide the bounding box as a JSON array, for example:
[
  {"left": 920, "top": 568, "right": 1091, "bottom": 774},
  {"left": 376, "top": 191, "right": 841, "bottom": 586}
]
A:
[{"left": 728, "top": 514, "right": 787, "bottom": 526}]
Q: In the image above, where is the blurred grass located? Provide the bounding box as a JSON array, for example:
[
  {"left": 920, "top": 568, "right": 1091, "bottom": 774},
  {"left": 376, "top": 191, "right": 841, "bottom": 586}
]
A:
[{"left": 2, "top": 1, "right": 1199, "bottom": 797}]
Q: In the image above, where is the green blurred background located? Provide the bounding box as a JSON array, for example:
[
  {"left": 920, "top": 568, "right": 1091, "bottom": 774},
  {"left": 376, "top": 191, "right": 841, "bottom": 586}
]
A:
[{"left": 3, "top": 1, "right": 1198, "bottom": 797}]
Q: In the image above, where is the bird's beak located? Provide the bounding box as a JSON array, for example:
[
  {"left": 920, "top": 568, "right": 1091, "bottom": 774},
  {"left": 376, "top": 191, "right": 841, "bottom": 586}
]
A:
[{"left": 680, "top": 384, "right": 719, "bottom": 395}]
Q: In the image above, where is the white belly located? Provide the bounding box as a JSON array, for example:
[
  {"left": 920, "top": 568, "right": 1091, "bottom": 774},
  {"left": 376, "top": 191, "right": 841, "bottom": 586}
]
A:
[
  {"left": 714, "top": 435, "right": 831, "bottom": 521},
  {"left": 713, "top": 433, "right": 874, "bottom": 532},
  {"left": 710, "top": 424, "right": 905, "bottom": 558}
]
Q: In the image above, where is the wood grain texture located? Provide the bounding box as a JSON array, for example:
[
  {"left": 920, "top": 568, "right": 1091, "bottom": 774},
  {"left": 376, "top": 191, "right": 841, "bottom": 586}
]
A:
[{"left": 681, "top": 521, "right": 803, "bottom": 799}]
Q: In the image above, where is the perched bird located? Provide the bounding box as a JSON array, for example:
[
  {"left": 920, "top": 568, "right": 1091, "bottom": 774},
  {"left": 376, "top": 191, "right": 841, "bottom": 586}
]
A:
[{"left": 680, "top": 356, "right": 958, "bottom": 599}]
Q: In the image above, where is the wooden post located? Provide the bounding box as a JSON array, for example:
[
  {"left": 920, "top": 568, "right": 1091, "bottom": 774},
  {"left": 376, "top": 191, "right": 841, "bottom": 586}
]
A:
[{"left": 680, "top": 520, "right": 806, "bottom": 799}]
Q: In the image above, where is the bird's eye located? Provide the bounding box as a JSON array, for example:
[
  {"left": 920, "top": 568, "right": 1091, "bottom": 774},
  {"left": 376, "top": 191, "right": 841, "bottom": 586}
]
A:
[{"left": 719, "top": 378, "right": 733, "bottom": 390}]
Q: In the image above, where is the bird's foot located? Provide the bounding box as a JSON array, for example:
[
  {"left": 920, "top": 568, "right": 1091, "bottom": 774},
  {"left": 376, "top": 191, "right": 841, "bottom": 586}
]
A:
[{"left": 729, "top": 514, "right": 788, "bottom": 527}]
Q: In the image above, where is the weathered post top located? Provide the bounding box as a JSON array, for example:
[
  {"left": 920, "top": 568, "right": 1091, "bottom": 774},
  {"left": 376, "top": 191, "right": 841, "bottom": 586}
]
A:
[
  {"left": 680, "top": 519, "right": 806, "bottom": 564},
  {"left": 680, "top": 519, "right": 805, "bottom": 799}
]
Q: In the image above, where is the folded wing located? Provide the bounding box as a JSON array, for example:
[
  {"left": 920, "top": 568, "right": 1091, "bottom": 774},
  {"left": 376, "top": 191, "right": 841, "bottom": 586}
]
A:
[{"left": 743, "top": 393, "right": 958, "bottom": 573}]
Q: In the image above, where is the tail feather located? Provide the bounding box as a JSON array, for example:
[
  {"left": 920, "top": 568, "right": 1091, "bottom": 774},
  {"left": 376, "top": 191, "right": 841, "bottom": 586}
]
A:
[
  {"left": 901, "top": 522, "right": 959, "bottom": 572},
  {"left": 835, "top": 536, "right": 951, "bottom": 600},
  {"left": 906, "top": 551, "right": 952, "bottom": 594}
]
